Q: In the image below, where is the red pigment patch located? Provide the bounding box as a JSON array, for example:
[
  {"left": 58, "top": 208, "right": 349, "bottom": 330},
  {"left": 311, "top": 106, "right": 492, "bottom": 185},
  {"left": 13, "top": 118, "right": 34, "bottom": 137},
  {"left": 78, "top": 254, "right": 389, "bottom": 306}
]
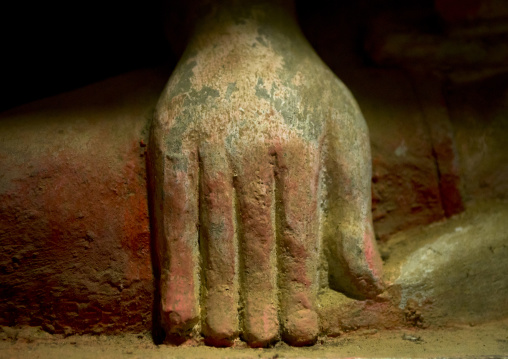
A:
[
  {"left": 363, "top": 219, "right": 383, "bottom": 283},
  {"left": 0, "top": 138, "right": 153, "bottom": 334},
  {"left": 120, "top": 142, "right": 151, "bottom": 282}
]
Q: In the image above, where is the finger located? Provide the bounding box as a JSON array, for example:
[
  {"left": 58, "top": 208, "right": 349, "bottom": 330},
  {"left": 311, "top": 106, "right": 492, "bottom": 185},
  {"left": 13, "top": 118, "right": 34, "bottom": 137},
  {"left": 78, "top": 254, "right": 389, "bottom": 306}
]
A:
[
  {"left": 199, "top": 144, "right": 239, "bottom": 346},
  {"left": 148, "top": 127, "right": 200, "bottom": 340},
  {"left": 275, "top": 140, "right": 320, "bottom": 346},
  {"left": 324, "top": 95, "right": 384, "bottom": 299},
  {"left": 234, "top": 147, "right": 279, "bottom": 347}
]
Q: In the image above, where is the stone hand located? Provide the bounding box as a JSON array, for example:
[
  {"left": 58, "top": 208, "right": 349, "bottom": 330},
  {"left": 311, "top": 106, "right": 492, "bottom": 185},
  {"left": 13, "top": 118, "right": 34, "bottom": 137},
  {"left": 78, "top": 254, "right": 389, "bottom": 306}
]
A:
[{"left": 148, "top": 1, "right": 384, "bottom": 347}]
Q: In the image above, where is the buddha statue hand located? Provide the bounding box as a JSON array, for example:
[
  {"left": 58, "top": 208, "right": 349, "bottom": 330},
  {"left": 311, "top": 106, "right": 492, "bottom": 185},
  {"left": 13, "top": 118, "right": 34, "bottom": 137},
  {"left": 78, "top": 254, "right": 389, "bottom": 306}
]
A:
[{"left": 148, "top": 0, "right": 384, "bottom": 347}]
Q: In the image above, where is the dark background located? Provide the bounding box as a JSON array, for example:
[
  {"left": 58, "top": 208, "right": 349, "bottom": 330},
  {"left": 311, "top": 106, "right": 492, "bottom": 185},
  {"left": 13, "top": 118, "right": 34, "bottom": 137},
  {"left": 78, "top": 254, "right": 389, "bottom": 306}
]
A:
[
  {"left": 1, "top": 0, "right": 171, "bottom": 112},
  {"left": 0, "top": 0, "right": 432, "bottom": 113}
]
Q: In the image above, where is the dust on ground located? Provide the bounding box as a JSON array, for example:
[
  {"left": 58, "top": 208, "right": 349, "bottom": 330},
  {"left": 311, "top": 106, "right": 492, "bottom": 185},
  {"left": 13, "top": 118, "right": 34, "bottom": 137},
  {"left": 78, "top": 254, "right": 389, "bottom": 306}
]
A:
[{"left": 1, "top": 318, "right": 508, "bottom": 358}]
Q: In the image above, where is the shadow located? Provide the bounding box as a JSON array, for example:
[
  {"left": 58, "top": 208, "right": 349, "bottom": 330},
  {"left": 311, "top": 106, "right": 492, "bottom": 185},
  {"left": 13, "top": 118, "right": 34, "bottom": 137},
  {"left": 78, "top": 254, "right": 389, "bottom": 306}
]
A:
[{"left": 145, "top": 144, "right": 166, "bottom": 345}]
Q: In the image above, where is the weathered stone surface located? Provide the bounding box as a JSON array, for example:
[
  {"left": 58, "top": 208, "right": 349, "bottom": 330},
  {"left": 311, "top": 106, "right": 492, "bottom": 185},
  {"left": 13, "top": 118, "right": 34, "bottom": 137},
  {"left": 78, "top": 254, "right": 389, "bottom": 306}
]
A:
[
  {"left": 148, "top": 0, "right": 383, "bottom": 347},
  {"left": 445, "top": 74, "right": 508, "bottom": 202},
  {"left": 343, "top": 69, "right": 447, "bottom": 240},
  {"left": 318, "top": 199, "right": 508, "bottom": 334},
  {"left": 1, "top": 64, "right": 507, "bottom": 345},
  {"left": 318, "top": 289, "right": 404, "bottom": 336},
  {"left": 364, "top": 8, "right": 508, "bottom": 83},
  {"left": 0, "top": 68, "right": 167, "bottom": 334},
  {"left": 1, "top": 1, "right": 507, "bottom": 347},
  {"left": 410, "top": 72, "right": 465, "bottom": 217},
  {"left": 299, "top": 5, "right": 456, "bottom": 240},
  {"left": 382, "top": 200, "right": 508, "bottom": 326}
]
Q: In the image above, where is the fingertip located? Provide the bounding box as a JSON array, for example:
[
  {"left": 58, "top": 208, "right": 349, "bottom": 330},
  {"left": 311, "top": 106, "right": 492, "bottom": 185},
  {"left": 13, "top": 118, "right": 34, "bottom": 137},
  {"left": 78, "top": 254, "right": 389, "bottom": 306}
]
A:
[
  {"left": 282, "top": 309, "right": 319, "bottom": 346},
  {"left": 160, "top": 305, "right": 199, "bottom": 338},
  {"left": 202, "top": 303, "right": 239, "bottom": 347},
  {"left": 242, "top": 304, "right": 280, "bottom": 348}
]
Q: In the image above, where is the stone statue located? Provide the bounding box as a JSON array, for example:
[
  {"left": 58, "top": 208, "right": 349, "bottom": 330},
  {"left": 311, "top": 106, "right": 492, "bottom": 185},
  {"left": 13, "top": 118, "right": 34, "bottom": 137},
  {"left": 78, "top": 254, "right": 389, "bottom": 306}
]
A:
[
  {"left": 148, "top": 0, "right": 384, "bottom": 347},
  {"left": 1, "top": 0, "right": 507, "bottom": 351}
]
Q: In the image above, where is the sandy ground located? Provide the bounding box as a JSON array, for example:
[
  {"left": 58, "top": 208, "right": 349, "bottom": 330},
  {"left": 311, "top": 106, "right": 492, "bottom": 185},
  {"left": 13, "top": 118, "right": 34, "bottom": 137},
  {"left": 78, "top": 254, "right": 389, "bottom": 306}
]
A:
[{"left": 1, "top": 319, "right": 508, "bottom": 358}]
